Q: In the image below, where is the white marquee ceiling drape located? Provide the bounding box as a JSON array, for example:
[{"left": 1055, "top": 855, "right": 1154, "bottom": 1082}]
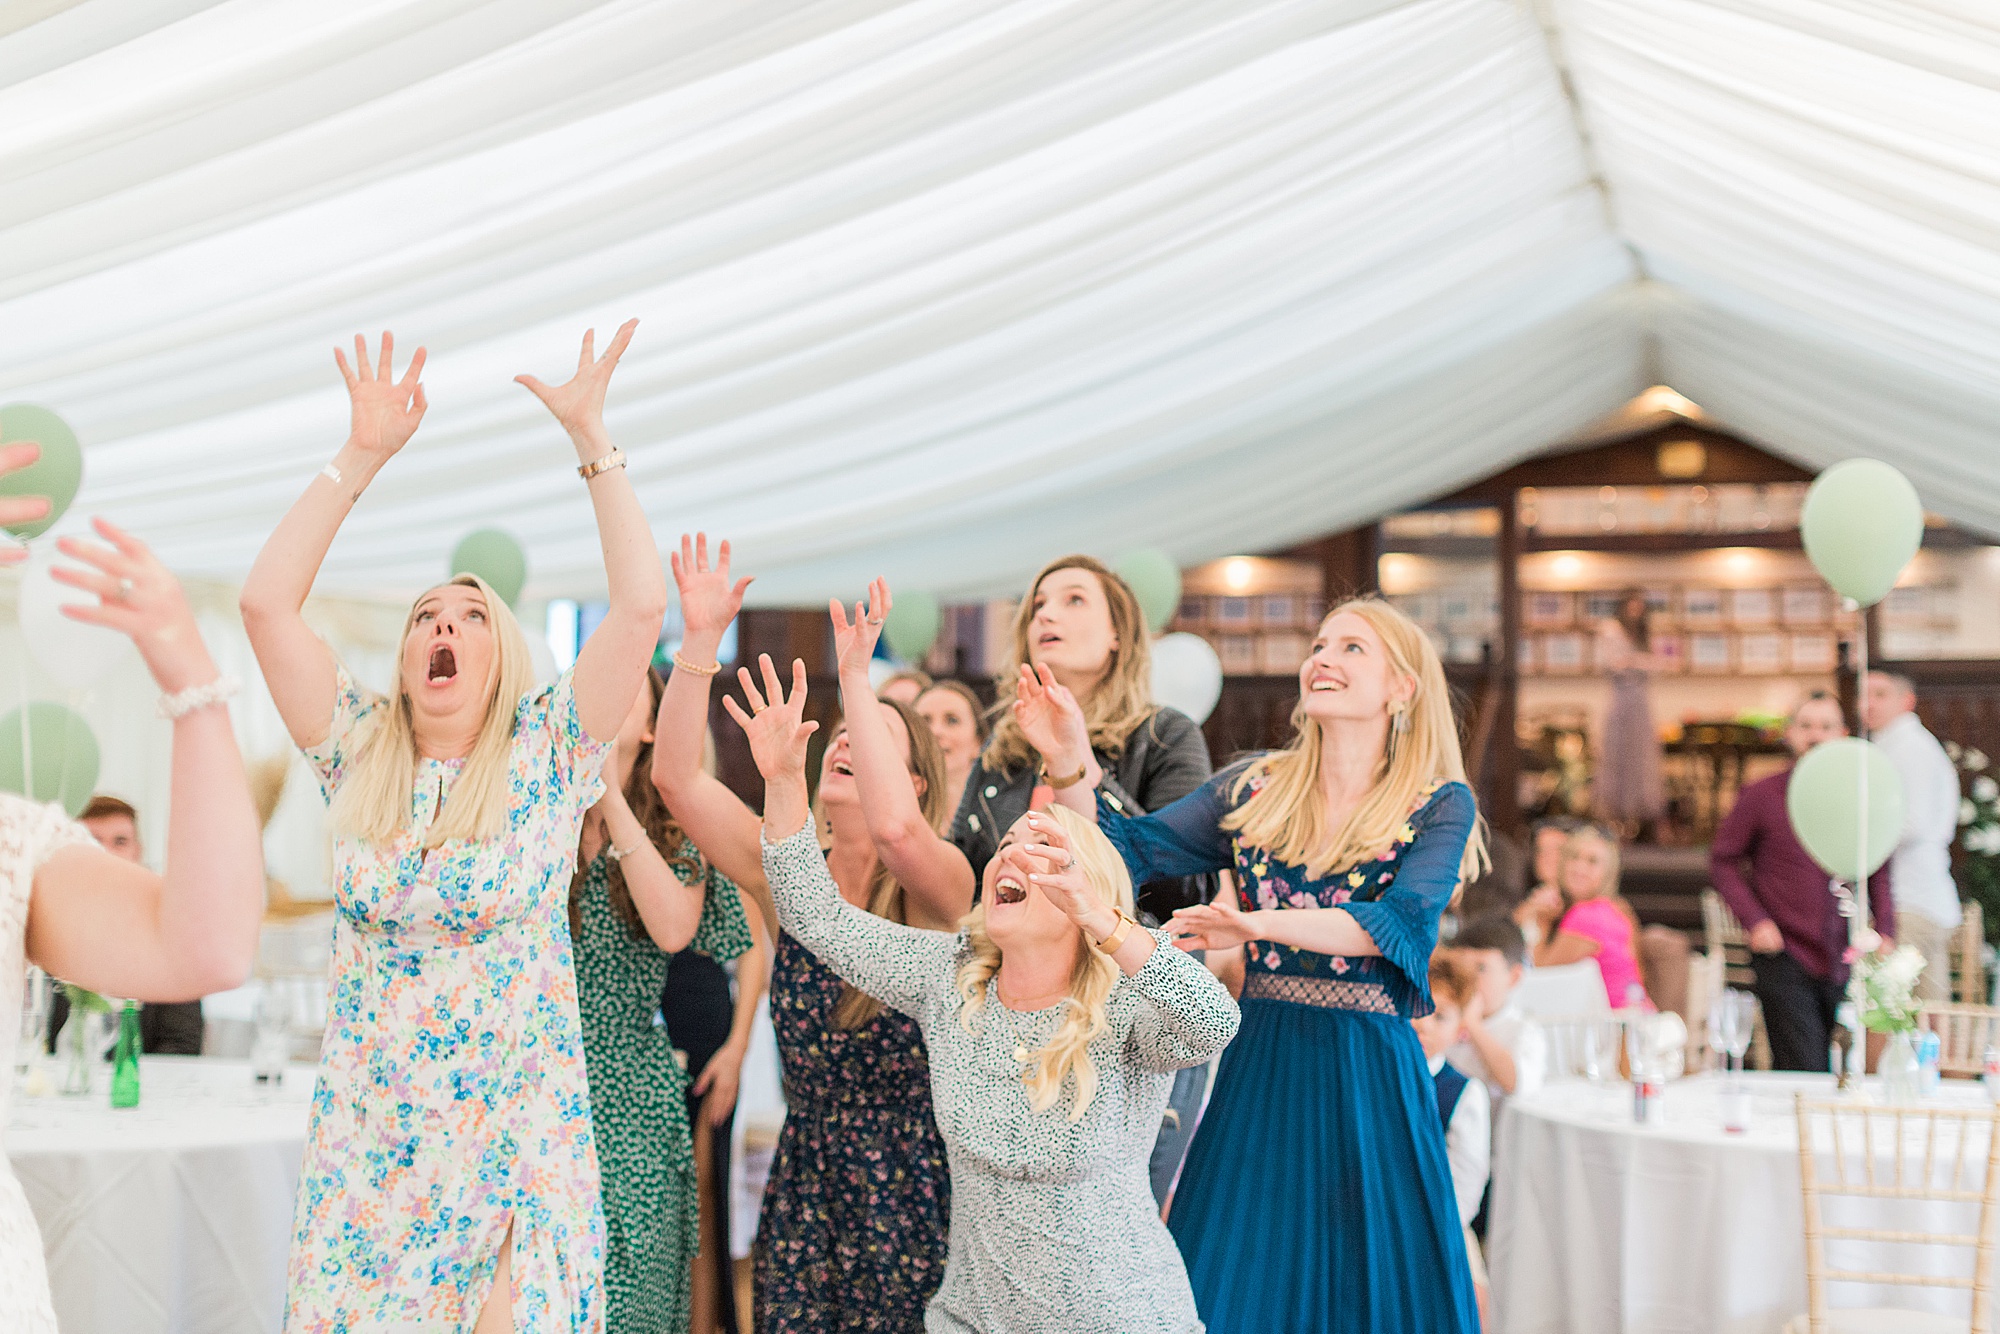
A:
[{"left": 0, "top": 0, "right": 1995, "bottom": 604}]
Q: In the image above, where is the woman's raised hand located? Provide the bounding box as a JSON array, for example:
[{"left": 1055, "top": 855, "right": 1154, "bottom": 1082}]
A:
[
  {"left": 1018, "top": 812, "right": 1109, "bottom": 932},
  {"left": 1168, "top": 899, "right": 1260, "bottom": 953},
  {"left": 334, "top": 333, "right": 428, "bottom": 460},
  {"left": 830, "top": 578, "right": 889, "bottom": 680},
  {"left": 53, "top": 518, "right": 214, "bottom": 694},
  {"left": 515, "top": 319, "right": 637, "bottom": 451},
  {"left": 671, "top": 533, "right": 752, "bottom": 637},
  {"left": 723, "top": 655, "right": 818, "bottom": 783},
  {"left": 1014, "top": 662, "right": 1091, "bottom": 771}
]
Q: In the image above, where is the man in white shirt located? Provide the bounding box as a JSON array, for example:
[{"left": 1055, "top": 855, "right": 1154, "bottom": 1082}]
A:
[{"left": 1863, "top": 673, "right": 1963, "bottom": 1003}]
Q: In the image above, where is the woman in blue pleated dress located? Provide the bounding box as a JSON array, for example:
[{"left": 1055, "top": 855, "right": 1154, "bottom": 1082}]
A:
[{"left": 1024, "top": 597, "right": 1487, "bottom": 1333}]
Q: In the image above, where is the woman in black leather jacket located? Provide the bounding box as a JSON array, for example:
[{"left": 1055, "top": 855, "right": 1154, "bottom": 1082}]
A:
[{"left": 947, "top": 553, "right": 1218, "bottom": 1202}]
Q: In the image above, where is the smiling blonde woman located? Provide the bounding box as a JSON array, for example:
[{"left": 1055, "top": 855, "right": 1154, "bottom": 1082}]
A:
[
  {"left": 241, "top": 326, "right": 666, "bottom": 1334},
  {"left": 730, "top": 655, "right": 1237, "bottom": 1334},
  {"left": 1030, "top": 597, "right": 1488, "bottom": 1334}
]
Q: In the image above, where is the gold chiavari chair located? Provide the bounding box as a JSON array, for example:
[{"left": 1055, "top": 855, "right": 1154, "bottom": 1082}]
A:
[{"left": 1790, "top": 1096, "right": 2000, "bottom": 1334}]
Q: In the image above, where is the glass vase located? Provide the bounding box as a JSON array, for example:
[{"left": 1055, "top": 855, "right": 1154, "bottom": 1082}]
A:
[
  {"left": 58, "top": 1010, "right": 96, "bottom": 1097},
  {"left": 1878, "top": 1030, "right": 1920, "bottom": 1103}
]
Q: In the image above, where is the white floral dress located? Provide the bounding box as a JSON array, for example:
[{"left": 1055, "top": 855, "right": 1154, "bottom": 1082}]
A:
[
  {"left": 284, "top": 668, "right": 609, "bottom": 1333},
  {"left": 0, "top": 795, "right": 97, "bottom": 1334}
]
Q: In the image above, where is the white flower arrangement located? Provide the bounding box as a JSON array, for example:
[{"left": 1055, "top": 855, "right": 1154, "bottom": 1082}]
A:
[
  {"left": 1952, "top": 737, "right": 2000, "bottom": 953},
  {"left": 1851, "top": 945, "right": 1927, "bottom": 1035}
]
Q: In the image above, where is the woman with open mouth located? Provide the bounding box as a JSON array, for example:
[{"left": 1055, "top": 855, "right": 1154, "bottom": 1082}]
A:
[
  {"left": 1028, "top": 599, "right": 1489, "bottom": 1334},
  {"left": 730, "top": 656, "right": 1237, "bottom": 1334},
  {"left": 241, "top": 324, "right": 667, "bottom": 1334},
  {"left": 650, "top": 552, "right": 973, "bottom": 1334},
  {"left": 947, "top": 554, "right": 1217, "bottom": 1203}
]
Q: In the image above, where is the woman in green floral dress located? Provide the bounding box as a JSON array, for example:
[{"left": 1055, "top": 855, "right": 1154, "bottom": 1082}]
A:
[{"left": 571, "top": 667, "right": 755, "bottom": 1334}]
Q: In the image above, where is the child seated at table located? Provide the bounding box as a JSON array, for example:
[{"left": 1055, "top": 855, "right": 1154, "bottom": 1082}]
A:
[
  {"left": 1447, "top": 914, "right": 1548, "bottom": 1102},
  {"left": 1415, "top": 949, "right": 1492, "bottom": 1325},
  {"left": 1534, "top": 824, "right": 1653, "bottom": 1010}
]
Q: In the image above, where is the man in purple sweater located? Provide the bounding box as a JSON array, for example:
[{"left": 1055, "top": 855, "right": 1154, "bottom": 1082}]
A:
[{"left": 1710, "top": 693, "right": 1896, "bottom": 1071}]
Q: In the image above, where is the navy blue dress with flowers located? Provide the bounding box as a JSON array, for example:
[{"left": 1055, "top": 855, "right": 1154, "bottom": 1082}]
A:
[{"left": 1098, "top": 761, "right": 1479, "bottom": 1334}]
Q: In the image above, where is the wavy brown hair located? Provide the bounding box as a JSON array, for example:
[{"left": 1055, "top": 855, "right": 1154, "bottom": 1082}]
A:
[
  {"left": 822, "top": 696, "right": 952, "bottom": 1029},
  {"left": 567, "top": 668, "right": 707, "bottom": 943},
  {"left": 984, "top": 555, "right": 1155, "bottom": 774}
]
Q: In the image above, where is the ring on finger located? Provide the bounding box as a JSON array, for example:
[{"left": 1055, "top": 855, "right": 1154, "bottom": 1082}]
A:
[{"left": 115, "top": 577, "right": 136, "bottom": 601}]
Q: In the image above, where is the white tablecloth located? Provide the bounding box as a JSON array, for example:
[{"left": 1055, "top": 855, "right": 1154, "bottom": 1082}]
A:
[
  {"left": 6, "top": 1056, "right": 314, "bottom": 1334},
  {"left": 1489, "top": 1073, "right": 1991, "bottom": 1334}
]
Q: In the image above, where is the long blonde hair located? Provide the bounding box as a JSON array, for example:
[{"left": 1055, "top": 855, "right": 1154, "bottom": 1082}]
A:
[
  {"left": 330, "top": 575, "right": 537, "bottom": 849},
  {"left": 823, "top": 697, "right": 953, "bottom": 1029},
  {"left": 1222, "top": 598, "right": 1488, "bottom": 882},
  {"left": 955, "top": 805, "right": 1135, "bottom": 1121},
  {"left": 984, "top": 555, "right": 1155, "bottom": 773}
]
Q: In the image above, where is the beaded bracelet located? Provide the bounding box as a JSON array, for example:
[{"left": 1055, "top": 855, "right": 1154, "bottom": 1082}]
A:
[
  {"left": 158, "top": 675, "right": 241, "bottom": 720},
  {"left": 671, "top": 650, "right": 721, "bottom": 677}
]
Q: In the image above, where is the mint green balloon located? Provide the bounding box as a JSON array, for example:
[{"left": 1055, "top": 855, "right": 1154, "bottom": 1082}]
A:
[
  {"left": 0, "top": 404, "right": 84, "bottom": 540},
  {"left": 882, "top": 589, "right": 941, "bottom": 663},
  {"left": 1115, "top": 548, "right": 1182, "bottom": 632},
  {"left": 1786, "top": 737, "right": 1904, "bottom": 882},
  {"left": 1800, "top": 458, "right": 1923, "bottom": 608},
  {"left": 0, "top": 702, "right": 100, "bottom": 816},
  {"left": 450, "top": 529, "right": 528, "bottom": 606}
]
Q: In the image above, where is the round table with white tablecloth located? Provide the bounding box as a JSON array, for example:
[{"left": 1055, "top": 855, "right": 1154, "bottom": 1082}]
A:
[
  {"left": 1488, "top": 1072, "right": 1993, "bottom": 1334},
  {"left": 6, "top": 1056, "right": 313, "bottom": 1334}
]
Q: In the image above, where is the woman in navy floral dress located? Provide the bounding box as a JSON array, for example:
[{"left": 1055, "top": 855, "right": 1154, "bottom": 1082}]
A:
[
  {"left": 651, "top": 559, "right": 971, "bottom": 1332},
  {"left": 1031, "top": 599, "right": 1487, "bottom": 1333}
]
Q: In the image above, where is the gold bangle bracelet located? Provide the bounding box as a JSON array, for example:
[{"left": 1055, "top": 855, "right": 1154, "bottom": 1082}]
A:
[
  {"left": 577, "top": 448, "right": 627, "bottom": 480},
  {"left": 1094, "top": 913, "right": 1137, "bottom": 955},
  {"left": 671, "top": 649, "right": 722, "bottom": 677}
]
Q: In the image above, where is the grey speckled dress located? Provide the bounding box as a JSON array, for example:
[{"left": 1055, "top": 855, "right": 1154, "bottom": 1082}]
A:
[{"left": 760, "top": 824, "right": 1238, "bottom": 1334}]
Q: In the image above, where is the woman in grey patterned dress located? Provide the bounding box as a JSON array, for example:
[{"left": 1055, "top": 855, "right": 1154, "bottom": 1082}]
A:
[{"left": 727, "top": 656, "right": 1238, "bottom": 1334}]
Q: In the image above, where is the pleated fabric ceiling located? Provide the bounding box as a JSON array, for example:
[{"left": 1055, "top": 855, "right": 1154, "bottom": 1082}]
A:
[{"left": 1, "top": 0, "right": 1995, "bottom": 603}]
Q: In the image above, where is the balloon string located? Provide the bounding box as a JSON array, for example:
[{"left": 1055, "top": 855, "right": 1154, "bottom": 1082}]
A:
[
  {"left": 16, "top": 572, "right": 30, "bottom": 804},
  {"left": 1854, "top": 598, "right": 1869, "bottom": 942}
]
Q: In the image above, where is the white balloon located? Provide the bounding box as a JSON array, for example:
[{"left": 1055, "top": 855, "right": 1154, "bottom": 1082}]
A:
[
  {"left": 18, "top": 553, "right": 133, "bottom": 688},
  {"left": 1149, "top": 632, "right": 1223, "bottom": 724}
]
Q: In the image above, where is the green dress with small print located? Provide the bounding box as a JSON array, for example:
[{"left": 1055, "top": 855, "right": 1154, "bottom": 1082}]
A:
[{"left": 574, "top": 839, "right": 754, "bottom": 1334}]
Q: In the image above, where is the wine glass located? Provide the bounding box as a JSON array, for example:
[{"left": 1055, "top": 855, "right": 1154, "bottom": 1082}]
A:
[
  {"left": 17, "top": 966, "right": 51, "bottom": 1077},
  {"left": 1709, "top": 990, "right": 1755, "bottom": 1076}
]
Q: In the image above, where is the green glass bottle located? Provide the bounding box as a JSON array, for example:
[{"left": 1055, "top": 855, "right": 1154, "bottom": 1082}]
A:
[{"left": 110, "top": 1000, "right": 141, "bottom": 1109}]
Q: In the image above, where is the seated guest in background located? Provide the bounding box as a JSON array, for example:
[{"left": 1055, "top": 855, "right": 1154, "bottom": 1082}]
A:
[
  {"left": 1863, "top": 672, "right": 1962, "bottom": 1004},
  {"left": 1514, "top": 817, "right": 1575, "bottom": 955},
  {"left": 1535, "top": 825, "right": 1650, "bottom": 1008},
  {"left": 1446, "top": 914, "right": 1546, "bottom": 1102},
  {"left": 916, "top": 679, "right": 990, "bottom": 819},
  {"left": 879, "top": 667, "right": 933, "bottom": 707},
  {"left": 1416, "top": 950, "right": 1491, "bottom": 1328},
  {"left": 1711, "top": 693, "right": 1895, "bottom": 1071},
  {"left": 79, "top": 796, "right": 206, "bottom": 1055}
]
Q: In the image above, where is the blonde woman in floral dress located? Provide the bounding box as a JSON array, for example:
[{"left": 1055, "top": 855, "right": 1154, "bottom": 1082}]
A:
[{"left": 241, "top": 326, "right": 666, "bottom": 1332}]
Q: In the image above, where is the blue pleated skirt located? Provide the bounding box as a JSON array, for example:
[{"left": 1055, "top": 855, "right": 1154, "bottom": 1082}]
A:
[{"left": 1167, "top": 995, "right": 1479, "bottom": 1334}]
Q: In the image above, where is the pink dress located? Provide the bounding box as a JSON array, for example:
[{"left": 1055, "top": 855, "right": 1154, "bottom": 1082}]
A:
[{"left": 1559, "top": 898, "right": 1650, "bottom": 1008}]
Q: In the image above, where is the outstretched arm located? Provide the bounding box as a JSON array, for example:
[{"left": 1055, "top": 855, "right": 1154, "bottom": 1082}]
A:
[
  {"left": 727, "top": 657, "right": 953, "bottom": 1016},
  {"left": 649, "top": 533, "right": 766, "bottom": 899},
  {"left": 241, "top": 333, "right": 427, "bottom": 748},
  {"left": 28, "top": 521, "right": 264, "bottom": 1000},
  {"left": 831, "top": 581, "right": 973, "bottom": 929},
  {"left": 517, "top": 320, "right": 667, "bottom": 743}
]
